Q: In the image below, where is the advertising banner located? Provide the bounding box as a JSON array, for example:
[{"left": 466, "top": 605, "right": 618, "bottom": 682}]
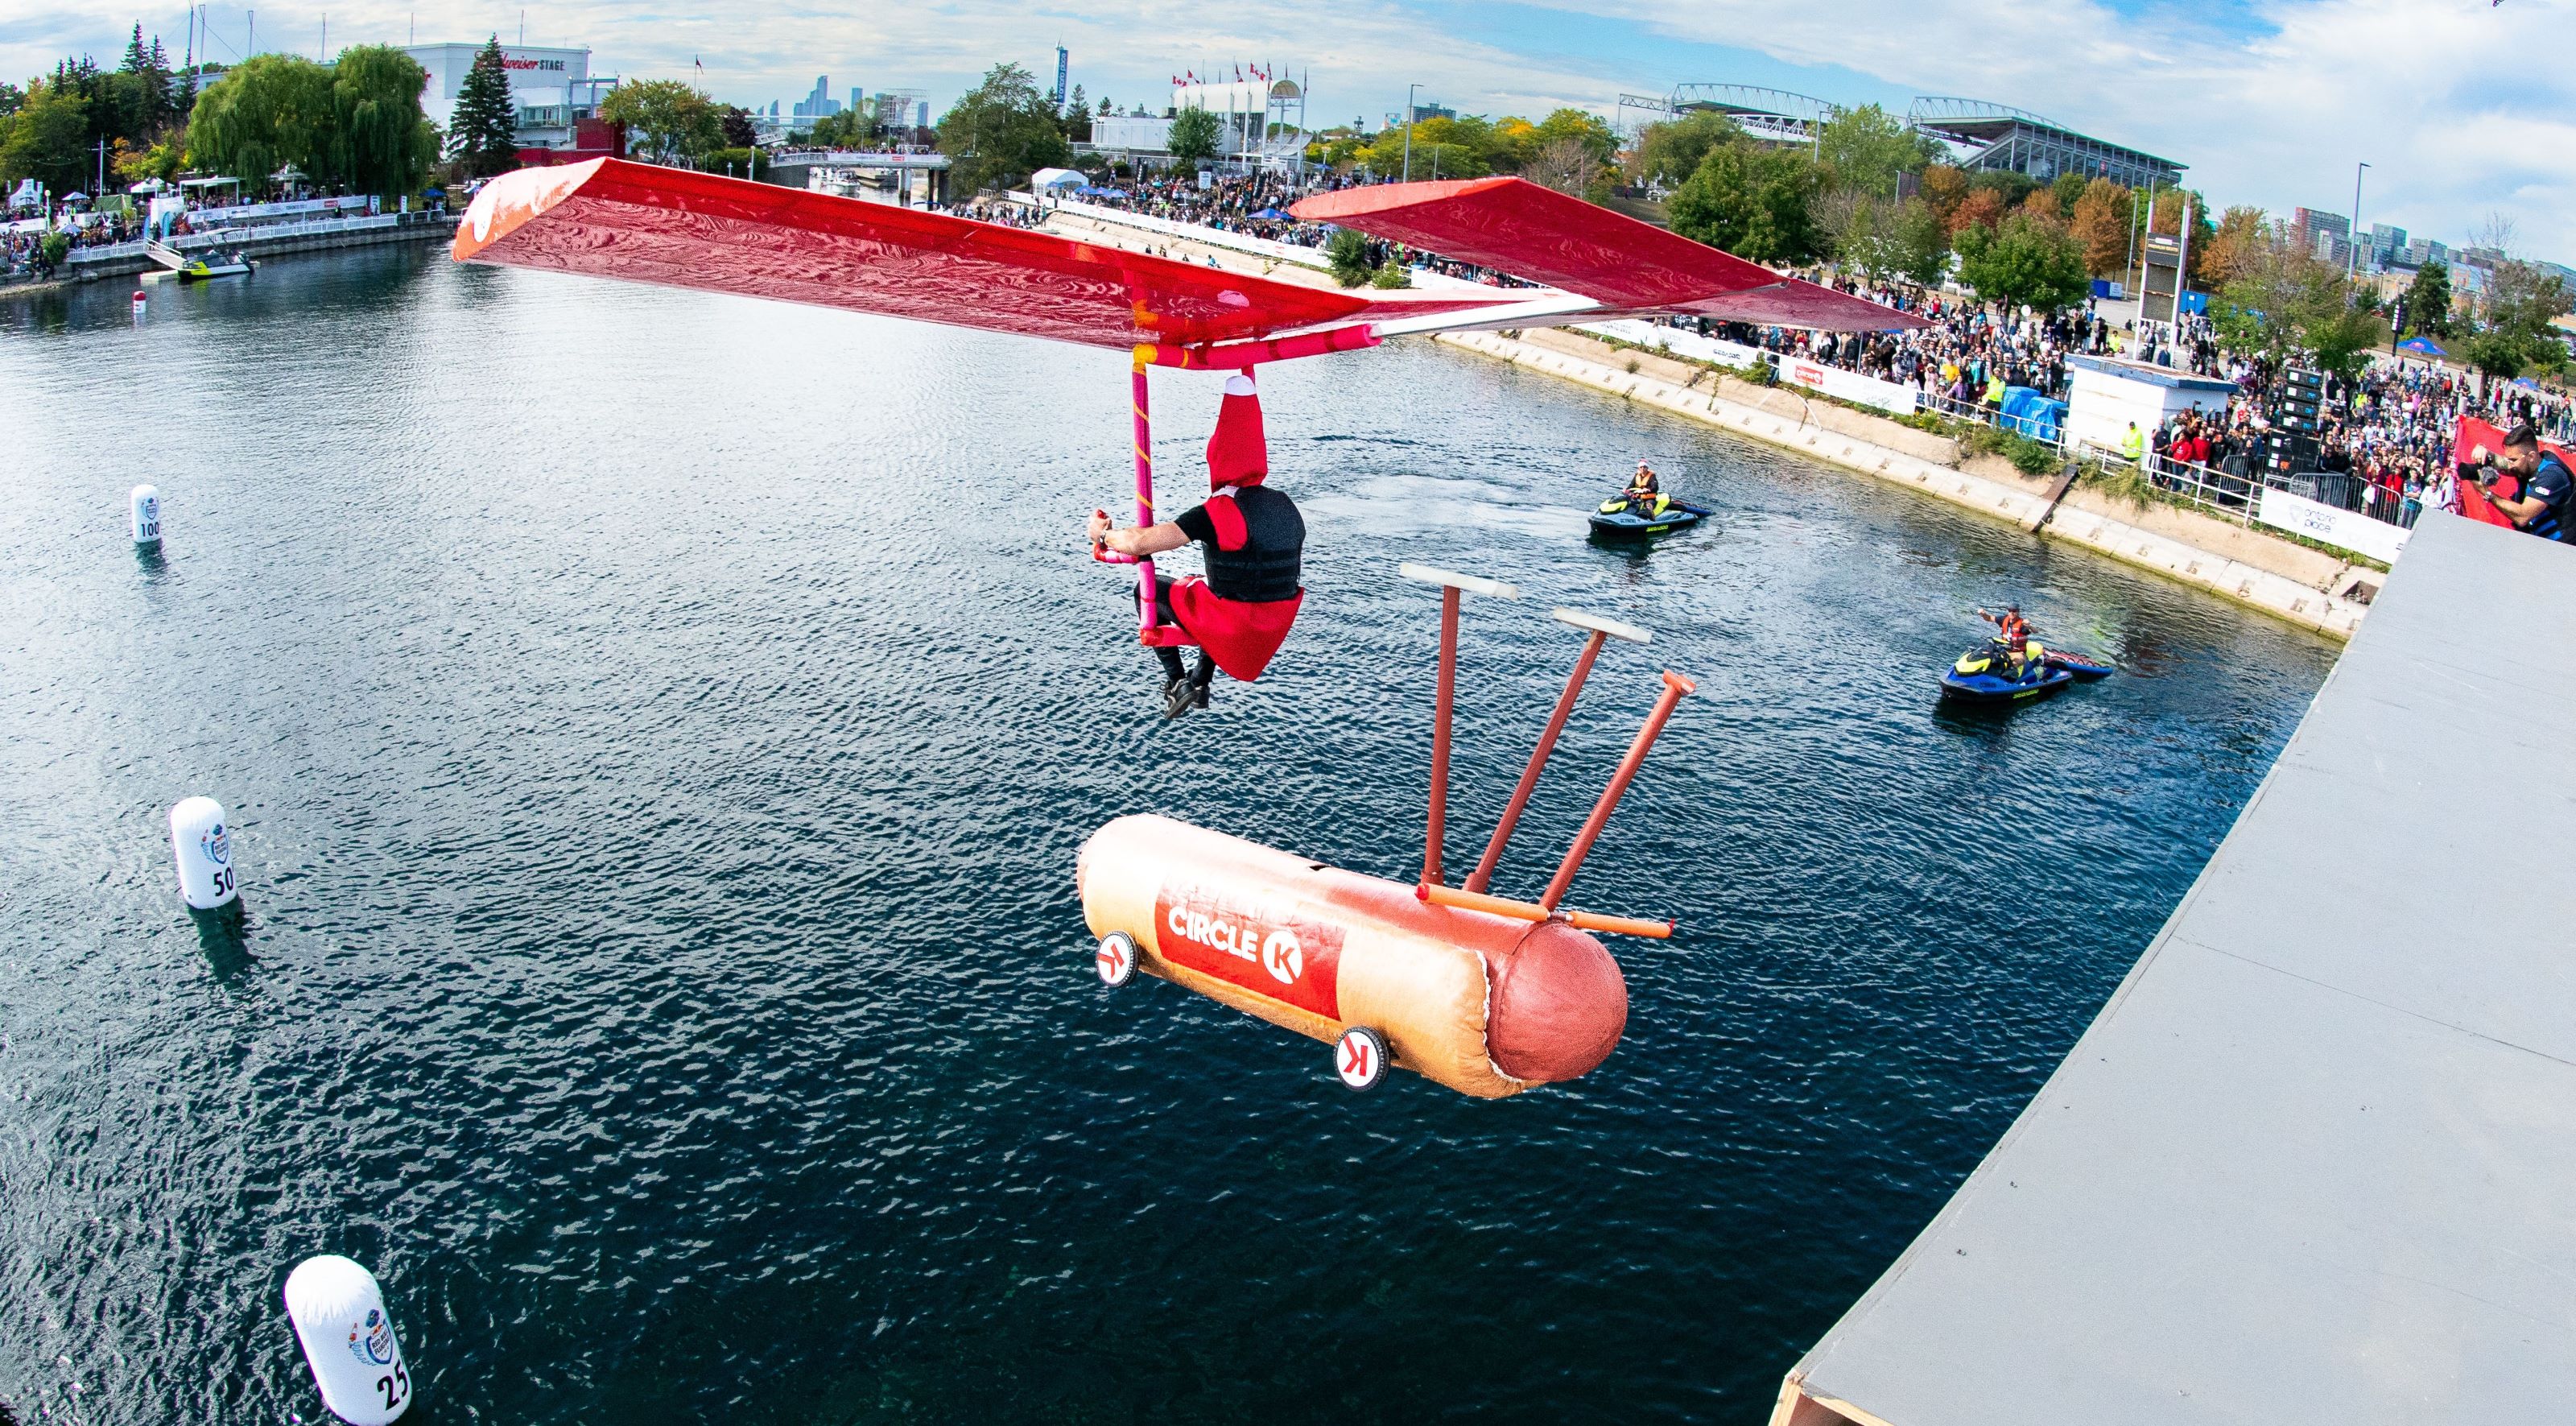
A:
[
  {"left": 1579, "top": 320, "right": 1922, "bottom": 416},
  {"left": 2256, "top": 486, "right": 2412, "bottom": 564}
]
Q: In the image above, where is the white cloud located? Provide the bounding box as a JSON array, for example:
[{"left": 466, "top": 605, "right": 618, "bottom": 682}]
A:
[{"left": 10, "top": 0, "right": 2566, "bottom": 258}]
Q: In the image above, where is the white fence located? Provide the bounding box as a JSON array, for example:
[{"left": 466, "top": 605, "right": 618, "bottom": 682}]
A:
[
  {"left": 1013, "top": 192, "right": 1332, "bottom": 270},
  {"left": 1580, "top": 319, "right": 1923, "bottom": 416},
  {"left": 63, "top": 212, "right": 425, "bottom": 268}
]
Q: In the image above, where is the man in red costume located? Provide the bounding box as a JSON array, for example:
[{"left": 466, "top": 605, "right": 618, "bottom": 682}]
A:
[{"left": 1088, "top": 372, "right": 1307, "bottom": 720}]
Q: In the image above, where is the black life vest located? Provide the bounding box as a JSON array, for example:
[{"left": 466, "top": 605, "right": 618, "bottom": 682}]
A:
[{"left": 1199, "top": 486, "right": 1304, "bottom": 604}]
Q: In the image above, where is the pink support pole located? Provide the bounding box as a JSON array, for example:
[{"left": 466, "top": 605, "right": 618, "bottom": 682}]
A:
[
  {"left": 1539, "top": 671, "right": 1697, "bottom": 912},
  {"left": 1463, "top": 629, "right": 1607, "bottom": 895},
  {"left": 1424, "top": 586, "right": 1460, "bottom": 887},
  {"left": 1131, "top": 353, "right": 1156, "bottom": 633}
]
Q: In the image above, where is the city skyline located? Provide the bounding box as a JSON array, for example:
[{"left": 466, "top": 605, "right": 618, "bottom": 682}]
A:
[{"left": 10, "top": 0, "right": 2570, "bottom": 262}]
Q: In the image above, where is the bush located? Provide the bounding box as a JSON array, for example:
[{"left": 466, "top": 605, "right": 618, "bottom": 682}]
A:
[
  {"left": 39, "top": 231, "right": 70, "bottom": 267},
  {"left": 1370, "top": 261, "right": 1411, "bottom": 289},
  {"left": 1325, "top": 228, "right": 1372, "bottom": 287}
]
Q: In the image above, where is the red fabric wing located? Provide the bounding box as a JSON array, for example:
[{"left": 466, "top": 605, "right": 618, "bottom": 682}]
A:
[
  {"left": 1293, "top": 177, "right": 1929, "bottom": 333},
  {"left": 454, "top": 159, "right": 1506, "bottom": 350}
]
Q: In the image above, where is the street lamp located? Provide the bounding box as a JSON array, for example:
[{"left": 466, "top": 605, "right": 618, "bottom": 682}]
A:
[
  {"left": 2347, "top": 160, "right": 2371, "bottom": 284},
  {"left": 1402, "top": 83, "right": 1417, "bottom": 183}
]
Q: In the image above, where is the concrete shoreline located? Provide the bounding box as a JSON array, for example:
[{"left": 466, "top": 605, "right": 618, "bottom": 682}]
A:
[
  {"left": 1436, "top": 326, "right": 2372, "bottom": 641},
  {"left": 2, "top": 211, "right": 460, "bottom": 301}
]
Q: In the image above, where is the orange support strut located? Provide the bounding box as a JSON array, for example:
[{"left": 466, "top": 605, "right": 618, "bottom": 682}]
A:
[
  {"left": 1415, "top": 882, "right": 1673, "bottom": 940},
  {"left": 1540, "top": 671, "right": 1698, "bottom": 911}
]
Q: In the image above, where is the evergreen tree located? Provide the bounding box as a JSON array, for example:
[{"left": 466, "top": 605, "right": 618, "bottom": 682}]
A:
[
  {"left": 448, "top": 35, "right": 519, "bottom": 176},
  {"left": 2402, "top": 261, "right": 2454, "bottom": 339}
]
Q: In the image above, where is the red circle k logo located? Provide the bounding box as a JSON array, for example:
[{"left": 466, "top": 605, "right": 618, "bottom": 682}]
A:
[{"left": 1260, "top": 928, "right": 1303, "bottom": 984}]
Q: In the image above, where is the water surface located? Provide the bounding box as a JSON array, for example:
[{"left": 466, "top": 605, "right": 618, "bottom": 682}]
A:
[{"left": 0, "top": 249, "right": 2335, "bottom": 1424}]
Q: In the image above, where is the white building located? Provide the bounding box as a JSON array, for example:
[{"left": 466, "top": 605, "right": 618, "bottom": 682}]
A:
[
  {"left": 402, "top": 43, "right": 610, "bottom": 151},
  {"left": 1092, "top": 114, "right": 1173, "bottom": 154},
  {"left": 2062, "top": 355, "right": 2234, "bottom": 460}
]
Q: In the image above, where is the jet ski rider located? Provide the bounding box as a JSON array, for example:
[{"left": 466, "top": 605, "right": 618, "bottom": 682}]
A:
[
  {"left": 1624, "top": 460, "right": 1665, "bottom": 513},
  {"left": 1088, "top": 373, "right": 1307, "bottom": 721},
  {"left": 1976, "top": 605, "right": 2032, "bottom": 676}
]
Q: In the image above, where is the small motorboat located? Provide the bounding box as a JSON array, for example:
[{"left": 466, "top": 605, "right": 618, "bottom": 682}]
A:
[
  {"left": 1588, "top": 494, "right": 1711, "bottom": 539},
  {"left": 177, "top": 254, "right": 256, "bottom": 282},
  {"left": 1940, "top": 641, "right": 2075, "bottom": 704}
]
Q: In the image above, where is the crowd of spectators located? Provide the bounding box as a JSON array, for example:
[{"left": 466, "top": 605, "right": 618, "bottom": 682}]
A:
[{"left": 2143, "top": 357, "right": 2574, "bottom": 529}]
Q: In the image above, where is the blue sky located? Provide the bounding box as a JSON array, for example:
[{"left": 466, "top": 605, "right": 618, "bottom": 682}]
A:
[{"left": 14, "top": 0, "right": 2571, "bottom": 260}]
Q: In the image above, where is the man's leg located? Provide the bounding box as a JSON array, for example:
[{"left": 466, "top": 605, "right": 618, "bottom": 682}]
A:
[
  {"left": 1138, "top": 577, "right": 1187, "bottom": 690},
  {"left": 1187, "top": 649, "right": 1216, "bottom": 709}
]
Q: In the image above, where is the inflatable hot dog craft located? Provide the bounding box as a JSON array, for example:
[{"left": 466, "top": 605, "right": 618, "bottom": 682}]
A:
[
  {"left": 1080, "top": 814, "right": 1628, "bottom": 1097},
  {"left": 1080, "top": 566, "right": 1693, "bottom": 1097}
]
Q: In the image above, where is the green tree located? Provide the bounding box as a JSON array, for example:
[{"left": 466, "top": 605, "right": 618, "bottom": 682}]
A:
[
  {"left": 2401, "top": 260, "right": 2453, "bottom": 339},
  {"left": 1530, "top": 107, "right": 1616, "bottom": 167},
  {"left": 447, "top": 36, "right": 519, "bottom": 176},
  {"left": 0, "top": 78, "right": 91, "bottom": 195},
  {"left": 600, "top": 79, "right": 720, "bottom": 165},
  {"left": 1955, "top": 212, "right": 2089, "bottom": 312},
  {"left": 326, "top": 46, "right": 438, "bottom": 199},
  {"left": 1815, "top": 102, "right": 1939, "bottom": 198},
  {"left": 1063, "top": 84, "right": 1091, "bottom": 143},
  {"left": 2463, "top": 258, "right": 2573, "bottom": 376},
  {"left": 188, "top": 54, "right": 336, "bottom": 190},
  {"left": 1668, "top": 141, "right": 1819, "bottom": 266},
  {"left": 1325, "top": 227, "right": 1373, "bottom": 287},
  {"left": 1633, "top": 110, "right": 1742, "bottom": 188},
  {"left": 2211, "top": 233, "right": 2388, "bottom": 381},
  {"left": 805, "top": 107, "right": 872, "bottom": 147},
  {"left": 2050, "top": 171, "right": 2088, "bottom": 216},
  {"left": 0, "top": 82, "right": 25, "bottom": 118},
  {"left": 936, "top": 62, "right": 1072, "bottom": 192},
  {"left": 1166, "top": 105, "right": 1222, "bottom": 163}
]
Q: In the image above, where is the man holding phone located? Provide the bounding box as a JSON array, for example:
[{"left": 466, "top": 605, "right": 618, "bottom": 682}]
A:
[{"left": 2471, "top": 424, "right": 2574, "bottom": 544}]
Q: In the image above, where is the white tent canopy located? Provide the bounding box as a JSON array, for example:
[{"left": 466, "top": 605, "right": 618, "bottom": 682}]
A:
[{"left": 1029, "top": 167, "right": 1087, "bottom": 191}]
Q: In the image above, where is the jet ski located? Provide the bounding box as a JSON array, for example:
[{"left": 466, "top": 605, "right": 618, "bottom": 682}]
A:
[
  {"left": 1940, "top": 640, "right": 2074, "bottom": 703},
  {"left": 2041, "top": 647, "right": 2115, "bottom": 680},
  {"left": 1588, "top": 492, "right": 1710, "bottom": 539}
]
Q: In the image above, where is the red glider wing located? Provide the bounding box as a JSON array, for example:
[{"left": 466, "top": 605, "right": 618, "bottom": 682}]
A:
[
  {"left": 1291, "top": 178, "right": 1930, "bottom": 332},
  {"left": 453, "top": 159, "right": 1516, "bottom": 350}
]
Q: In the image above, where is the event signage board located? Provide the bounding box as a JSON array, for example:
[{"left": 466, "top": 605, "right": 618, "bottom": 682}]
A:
[
  {"left": 2256, "top": 486, "right": 2411, "bottom": 564},
  {"left": 1579, "top": 320, "right": 1922, "bottom": 416}
]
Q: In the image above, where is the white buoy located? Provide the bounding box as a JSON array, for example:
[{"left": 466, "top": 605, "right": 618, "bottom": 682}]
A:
[
  {"left": 131, "top": 287, "right": 147, "bottom": 317},
  {"left": 284, "top": 1254, "right": 414, "bottom": 1425},
  {"left": 167, "top": 796, "right": 238, "bottom": 909},
  {"left": 130, "top": 484, "right": 162, "bottom": 546}
]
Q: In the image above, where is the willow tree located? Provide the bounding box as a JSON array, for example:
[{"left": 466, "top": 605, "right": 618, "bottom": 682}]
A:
[
  {"left": 327, "top": 46, "right": 438, "bottom": 198},
  {"left": 188, "top": 54, "right": 335, "bottom": 190}
]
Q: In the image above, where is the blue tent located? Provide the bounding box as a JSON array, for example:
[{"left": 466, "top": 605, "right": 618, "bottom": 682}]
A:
[
  {"left": 1998, "top": 386, "right": 2067, "bottom": 444},
  {"left": 2397, "top": 337, "right": 2446, "bottom": 358}
]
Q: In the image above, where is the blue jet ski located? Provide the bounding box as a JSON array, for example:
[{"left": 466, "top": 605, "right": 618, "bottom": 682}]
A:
[
  {"left": 1589, "top": 493, "right": 1711, "bottom": 539},
  {"left": 1941, "top": 640, "right": 2075, "bottom": 703},
  {"left": 2041, "top": 647, "right": 2116, "bottom": 680}
]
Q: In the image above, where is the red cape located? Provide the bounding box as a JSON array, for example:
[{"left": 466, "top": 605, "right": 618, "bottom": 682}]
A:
[{"left": 1169, "top": 578, "right": 1302, "bottom": 683}]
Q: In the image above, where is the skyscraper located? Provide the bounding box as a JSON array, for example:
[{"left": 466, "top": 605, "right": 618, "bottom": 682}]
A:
[{"left": 791, "top": 75, "right": 838, "bottom": 120}]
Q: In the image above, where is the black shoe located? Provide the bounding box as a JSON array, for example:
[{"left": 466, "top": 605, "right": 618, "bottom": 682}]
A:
[
  {"left": 1191, "top": 683, "right": 1211, "bottom": 710},
  {"left": 1162, "top": 675, "right": 1197, "bottom": 721}
]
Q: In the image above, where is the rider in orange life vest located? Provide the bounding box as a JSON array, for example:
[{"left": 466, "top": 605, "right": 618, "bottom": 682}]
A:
[
  {"left": 1625, "top": 460, "right": 1661, "bottom": 502},
  {"left": 1977, "top": 604, "right": 2031, "bottom": 670},
  {"left": 1088, "top": 373, "right": 1307, "bottom": 720}
]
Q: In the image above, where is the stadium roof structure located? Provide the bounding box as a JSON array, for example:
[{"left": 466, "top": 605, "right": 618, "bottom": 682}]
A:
[{"left": 1906, "top": 96, "right": 2183, "bottom": 190}]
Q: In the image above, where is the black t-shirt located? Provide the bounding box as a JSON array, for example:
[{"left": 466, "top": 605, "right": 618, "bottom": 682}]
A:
[{"left": 2522, "top": 454, "right": 2574, "bottom": 543}]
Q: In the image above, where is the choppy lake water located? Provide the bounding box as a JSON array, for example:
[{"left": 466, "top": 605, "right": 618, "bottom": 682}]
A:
[{"left": 0, "top": 247, "right": 2334, "bottom": 1424}]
